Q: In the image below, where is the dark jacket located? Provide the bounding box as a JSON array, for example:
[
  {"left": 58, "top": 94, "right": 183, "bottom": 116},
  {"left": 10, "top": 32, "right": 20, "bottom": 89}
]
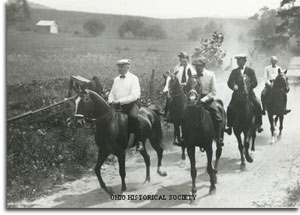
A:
[{"left": 227, "top": 66, "right": 258, "bottom": 91}]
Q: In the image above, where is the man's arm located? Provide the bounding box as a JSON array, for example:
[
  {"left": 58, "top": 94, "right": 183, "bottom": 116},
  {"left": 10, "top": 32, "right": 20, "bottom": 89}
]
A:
[
  {"left": 201, "top": 73, "right": 217, "bottom": 103},
  {"left": 264, "top": 67, "right": 271, "bottom": 85},
  {"left": 227, "top": 70, "right": 236, "bottom": 90},
  {"left": 249, "top": 68, "right": 258, "bottom": 89},
  {"left": 118, "top": 76, "right": 141, "bottom": 105},
  {"left": 108, "top": 79, "right": 116, "bottom": 104}
]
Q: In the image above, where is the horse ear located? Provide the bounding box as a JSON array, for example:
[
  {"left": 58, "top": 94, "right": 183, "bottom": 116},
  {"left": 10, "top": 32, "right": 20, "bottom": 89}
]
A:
[
  {"left": 163, "top": 71, "right": 170, "bottom": 79},
  {"left": 284, "top": 69, "right": 288, "bottom": 74}
]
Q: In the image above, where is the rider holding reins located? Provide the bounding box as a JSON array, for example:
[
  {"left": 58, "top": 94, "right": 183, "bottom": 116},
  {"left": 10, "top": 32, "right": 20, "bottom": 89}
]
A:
[
  {"left": 108, "top": 59, "right": 144, "bottom": 151},
  {"left": 261, "top": 56, "right": 291, "bottom": 115}
]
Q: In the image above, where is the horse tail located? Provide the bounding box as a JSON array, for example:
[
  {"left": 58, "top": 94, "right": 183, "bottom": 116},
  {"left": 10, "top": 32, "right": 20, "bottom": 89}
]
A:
[{"left": 148, "top": 106, "right": 164, "bottom": 150}]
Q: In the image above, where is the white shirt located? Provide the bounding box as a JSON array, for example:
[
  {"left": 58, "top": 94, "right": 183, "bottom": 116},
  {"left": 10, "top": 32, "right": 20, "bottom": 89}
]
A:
[
  {"left": 239, "top": 65, "right": 246, "bottom": 75},
  {"left": 198, "top": 69, "right": 217, "bottom": 103},
  {"left": 108, "top": 71, "right": 141, "bottom": 105},
  {"left": 264, "top": 65, "right": 282, "bottom": 85},
  {"left": 173, "top": 63, "right": 197, "bottom": 85}
]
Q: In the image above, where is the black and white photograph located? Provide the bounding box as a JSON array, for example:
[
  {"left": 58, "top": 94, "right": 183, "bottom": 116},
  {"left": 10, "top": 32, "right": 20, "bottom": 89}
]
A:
[{"left": 4, "top": 0, "right": 300, "bottom": 209}]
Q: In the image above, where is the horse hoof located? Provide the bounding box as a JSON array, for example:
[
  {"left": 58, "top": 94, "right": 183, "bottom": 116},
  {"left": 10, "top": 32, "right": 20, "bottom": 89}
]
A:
[
  {"left": 143, "top": 178, "right": 150, "bottom": 184},
  {"left": 209, "top": 186, "right": 216, "bottom": 195},
  {"left": 179, "top": 160, "right": 186, "bottom": 168},
  {"left": 246, "top": 156, "right": 253, "bottom": 163},
  {"left": 157, "top": 167, "right": 167, "bottom": 176},
  {"left": 107, "top": 187, "right": 114, "bottom": 196},
  {"left": 240, "top": 163, "right": 246, "bottom": 171},
  {"left": 190, "top": 198, "right": 198, "bottom": 205},
  {"left": 277, "top": 135, "right": 282, "bottom": 140}
]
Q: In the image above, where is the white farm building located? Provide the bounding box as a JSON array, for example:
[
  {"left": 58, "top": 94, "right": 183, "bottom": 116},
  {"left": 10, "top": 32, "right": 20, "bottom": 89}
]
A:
[{"left": 36, "top": 20, "right": 58, "bottom": 34}]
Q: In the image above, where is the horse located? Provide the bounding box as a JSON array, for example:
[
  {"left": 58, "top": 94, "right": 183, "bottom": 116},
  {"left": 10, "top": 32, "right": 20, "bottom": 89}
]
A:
[
  {"left": 74, "top": 89, "right": 167, "bottom": 196},
  {"left": 185, "top": 76, "right": 226, "bottom": 172},
  {"left": 231, "top": 74, "right": 257, "bottom": 170},
  {"left": 265, "top": 70, "right": 289, "bottom": 144},
  {"left": 163, "top": 73, "right": 188, "bottom": 167},
  {"left": 181, "top": 76, "right": 220, "bottom": 202}
]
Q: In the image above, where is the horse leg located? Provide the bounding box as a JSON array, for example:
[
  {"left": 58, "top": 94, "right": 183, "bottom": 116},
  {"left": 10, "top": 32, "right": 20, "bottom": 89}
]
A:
[
  {"left": 268, "top": 113, "right": 275, "bottom": 144},
  {"left": 187, "top": 146, "right": 197, "bottom": 204},
  {"left": 173, "top": 122, "right": 180, "bottom": 145},
  {"left": 251, "top": 130, "right": 256, "bottom": 152},
  {"left": 278, "top": 115, "right": 284, "bottom": 140},
  {"left": 214, "top": 122, "right": 223, "bottom": 172},
  {"left": 179, "top": 145, "right": 186, "bottom": 168},
  {"left": 149, "top": 137, "right": 167, "bottom": 177},
  {"left": 206, "top": 144, "right": 217, "bottom": 194},
  {"left": 117, "top": 152, "right": 127, "bottom": 193},
  {"left": 139, "top": 148, "right": 151, "bottom": 183},
  {"left": 235, "top": 131, "right": 245, "bottom": 170},
  {"left": 95, "top": 149, "right": 112, "bottom": 195},
  {"left": 244, "top": 131, "right": 253, "bottom": 163}
]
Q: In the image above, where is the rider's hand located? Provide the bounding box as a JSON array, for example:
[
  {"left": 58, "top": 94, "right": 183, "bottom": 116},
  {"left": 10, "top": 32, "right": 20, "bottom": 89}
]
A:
[
  {"left": 233, "top": 85, "right": 238, "bottom": 91},
  {"left": 111, "top": 100, "right": 121, "bottom": 108}
]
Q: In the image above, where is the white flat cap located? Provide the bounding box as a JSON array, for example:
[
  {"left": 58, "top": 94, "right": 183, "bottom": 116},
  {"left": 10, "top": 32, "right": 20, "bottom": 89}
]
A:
[
  {"left": 235, "top": 53, "right": 247, "bottom": 59},
  {"left": 271, "top": 56, "right": 278, "bottom": 61},
  {"left": 116, "top": 59, "right": 131, "bottom": 65}
]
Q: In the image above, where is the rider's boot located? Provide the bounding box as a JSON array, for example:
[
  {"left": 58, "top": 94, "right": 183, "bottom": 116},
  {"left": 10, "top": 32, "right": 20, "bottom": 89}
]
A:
[{"left": 284, "top": 109, "right": 291, "bottom": 115}]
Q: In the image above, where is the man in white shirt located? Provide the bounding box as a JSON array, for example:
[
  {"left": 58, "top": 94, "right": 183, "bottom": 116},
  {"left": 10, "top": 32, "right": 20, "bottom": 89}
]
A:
[
  {"left": 261, "top": 56, "right": 291, "bottom": 115},
  {"left": 163, "top": 51, "right": 196, "bottom": 119},
  {"left": 173, "top": 51, "right": 197, "bottom": 92},
  {"left": 192, "top": 57, "right": 224, "bottom": 146},
  {"left": 108, "top": 59, "right": 144, "bottom": 151}
]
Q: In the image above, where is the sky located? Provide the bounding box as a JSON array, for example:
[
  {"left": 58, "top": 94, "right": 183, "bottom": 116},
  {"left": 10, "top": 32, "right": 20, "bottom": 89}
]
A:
[{"left": 28, "top": 0, "right": 281, "bottom": 19}]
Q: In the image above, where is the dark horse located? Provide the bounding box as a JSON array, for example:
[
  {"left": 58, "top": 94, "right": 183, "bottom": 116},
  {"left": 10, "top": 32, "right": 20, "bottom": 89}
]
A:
[
  {"left": 265, "top": 70, "right": 289, "bottom": 144},
  {"left": 163, "top": 73, "right": 188, "bottom": 167},
  {"left": 185, "top": 76, "right": 226, "bottom": 172},
  {"left": 74, "top": 89, "right": 167, "bottom": 196},
  {"left": 231, "top": 74, "right": 257, "bottom": 170},
  {"left": 181, "top": 76, "right": 222, "bottom": 202}
]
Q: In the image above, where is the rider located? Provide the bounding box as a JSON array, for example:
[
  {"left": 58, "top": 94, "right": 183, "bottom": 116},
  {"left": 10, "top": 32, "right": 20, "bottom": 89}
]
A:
[
  {"left": 225, "top": 53, "right": 264, "bottom": 135},
  {"left": 261, "top": 56, "right": 291, "bottom": 115},
  {"left": 108, "top": 59, "right": 144, "bottom": 151},
  {"left": 164, "top": 51, "right": 196, "bottom": 118},
  {"left": 192, "top": 57, "right": 224, "bottom": 146}
]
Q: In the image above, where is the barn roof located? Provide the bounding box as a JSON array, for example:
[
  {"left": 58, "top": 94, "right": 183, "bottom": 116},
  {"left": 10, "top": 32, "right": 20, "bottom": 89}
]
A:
[{"left": 36, "top": 20, "right": 57, "bottom": 26}]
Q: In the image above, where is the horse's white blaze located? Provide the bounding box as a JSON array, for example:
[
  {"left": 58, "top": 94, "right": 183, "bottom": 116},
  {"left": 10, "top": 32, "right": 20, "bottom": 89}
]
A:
[
  {"left": 74, "top": 96, "right": 81, "bottom": 116},
  {"left": 163, "top": 76, "right": 171, "bottom": 94}
]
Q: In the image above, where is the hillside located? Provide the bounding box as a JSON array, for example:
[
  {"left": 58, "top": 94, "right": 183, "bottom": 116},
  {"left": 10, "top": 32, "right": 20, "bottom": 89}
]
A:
[
  {"left": 26, "top": 8, "right": 254, "bottom": 40},
  {"left": 28, "top": 1, "right": 52, "bottom": 10}
]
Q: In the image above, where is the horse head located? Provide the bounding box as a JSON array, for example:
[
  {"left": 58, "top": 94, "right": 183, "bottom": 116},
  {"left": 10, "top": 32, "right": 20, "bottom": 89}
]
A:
[
  {"left": 163, "top": 73, "right": 182, "bottom": 97},
  {"left": 186, "top": 76, "right": 202, "bottom": 105},
  {"left": 237, "top": 74, "right": 251, "bottom": 98},
  {"left": 74, "top": 89, "right": 112, "bottom": 128},
  {"left": 274, "top": 69, "right": 289, "bottom": 93}
]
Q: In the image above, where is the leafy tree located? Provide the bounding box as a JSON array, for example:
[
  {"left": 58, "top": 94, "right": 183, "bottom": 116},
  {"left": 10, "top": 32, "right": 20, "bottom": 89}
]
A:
[
  {"left": 6, "top": 0, "right": 30, "bottom": 25},
  {"left": 249, "top": 6, "right": 290, "bottom": 55},
  {"left": 83, "top": 19, "right": 105, "bottom": 37},
  {"left": 192, "top": 31, "right": 226, "bottom": 70},
  {"left": 276, "top": 0, "right": 300, "bottom": 40},
  {"left": 118, "top": 19, "right": 145, "bottom": 38}
]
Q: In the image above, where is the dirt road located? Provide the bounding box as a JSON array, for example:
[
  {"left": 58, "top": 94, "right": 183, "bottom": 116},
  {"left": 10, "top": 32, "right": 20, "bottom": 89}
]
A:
[{"left": 9, "top": 83, "right": 300, "bottom": 208}]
